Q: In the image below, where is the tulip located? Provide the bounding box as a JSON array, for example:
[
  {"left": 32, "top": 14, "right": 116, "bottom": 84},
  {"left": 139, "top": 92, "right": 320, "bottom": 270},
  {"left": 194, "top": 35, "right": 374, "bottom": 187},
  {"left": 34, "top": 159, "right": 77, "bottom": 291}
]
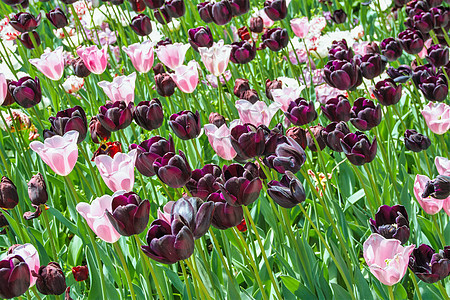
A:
[
  {"left": 169, "top": 110, "right": 201, "bottom": 140},
  {"left": 350, "top": 97, "right": 382, "bottom": 131},
  {"left": 265, "top": 78, "right": 283, "bottom": 100},
  {"left": 260, "top": 123, "right": 285, "bottom": 156},
  {"left": 417, "top": 73, "right": 448, "bottom": 102},
  {"left": 407, "top": 11, "right": 434, "bottom": 34},
  {"left": 155, "top": 43, "right": 190, "bottom": 70},
  {"left": 323, "top": 59, "right": 362, "bottom": 91},
  {"left": 0, "top": 73, "right": 7, "bottom": 106},
  {"left": 321, "top": 121, "right": 350, "bottom": 152},
  {"left": 34, "top": 262, "right": 66, "bottom": 295},
  {"left": 7, "top": 244, "right": 40, "bottom": 288},
  {"left": 248, "top": 17, "right": 263, "bottom": 33},
  {"left": 233, "top": 78, "right": 250, "bottom": 98},
  {"left": 29, "top": 47, "right": 64, "bottom": 81},
  {"left": 404, "top": 129, "right": 431, "bottom": 152},
  {"left": 208, "top": 112, "right": 226, "bottom": 128},
  {"left": 76, "top": 46, "right": 107, "bottom": 75},
  {"left": 153, "top": 150, "right": 192, "bottom": 188},
  {"left": 436, "top": 156, "right": 450, "bottom": 176},
  {"left": 0, "top": 255, "right": 30, "bottom": 299},
  {"left": 76, "top": 193, "right": 122, "bottom": 243},
  {"left": 91, "top": 142, "right": 122, "bottom": 162},
  {"left": 398, "top": 28, "right": 424, "bottom": 55},
  {"left": 105, "top": 192, "right": 150, "bottom": 236},
  {"left": 291, "top": 17, "right": 309, "bottom": 39},
  {"left": 369, "top": 205, "right": 410, "bottom": 244},
  {"left": 229, "top": 0, "right": 249, "bottom": 16},
  {"left": 89, "top": 116, "right": 111, "bottom": 144},
  {"left": 306, "top": 124, "right": 327, "bottom": 152},
  {"left": 188, "top": 26, "right": 214, "bottom": 52},
  {"left": 380, "top": 38, "right": 403, "bottom": 62},
  {"left": 18, "top": 31, "right": 40, "bottom": 49},
  {"left": 230, "top": 124, "right": 265, "bottom": 160},
  {"left": 211, "top": 1, "right": 233, "bottom": 25},
  {"left": 155, "top": 73, "right": 176, "bottom": 97},
  {"left": 143, "top": 0, "right": 164, "bottom": 8},
  {"left": 72, "top": 266, "right": 88, "bottom": 282},
  {"left": 264, "top": 0, "right": 287, "bottom": 21},
  {"left": 170, "top": 61, "right": 199, "bottom": 93},
  {"left": 235, "top": 100, "right": 282, "bottom": 127},
  {"left": 321, "top": 95, "right": 351, "bottom": 122},
  {"left": 130, "top": 136, "right": 174, "bottom": 177},
  {"left": 267, "top": 171, "right": 305, "bottom": 208},
  {"left": 133, "top": 99, "right": 163, "bottom": 131},
  {"left": 199, "top": 40, "right": 232, "bottom": 77},
  {"left": 284, "top": 98, "right": 317, "bottom": 126},
  {"left": 426, "top": 44, "right": 449, "bottom": 67},
  {"left": 409, "top": 244, "right": 450, "bottom": 283},
  {"left": 28, "top": 173, "right": 48, "bottom": 206},
  {"left": 340, "top": 132, "right": 377, "bottom": 165},
  {"left": 328, "top": 39, "right": 354, "bottom": 62},
  {"left": 46, "top": 8, "right": 68, "bottom": 29},
  {"left": 48, "top": 106, "right": 87, "bottom": 144},
  {"left": 8, "top": 76, "right": 41, "bottom": 108},
  {"left": 10, "top": 12, "right": 41, "bottom": 32},
  {"left": 363, "top": 233, "right": 415, "bottom": 286},
  {"left": 230, "top": 41, "right": 256, "bottom": 64},
  {"left": 421, "top": 102, "right": 450, "bottom": 134},
  {"left": 356, "top": 53, "right": 387, "bottom": 80},
  {"left": 262, "top": 27, "right": 289, "bottom": 52},
  {"left": 97, "top": 101, "right": 133, "bottom": 132},
  {"left": 130, "top": 14, "right": 152, "bottom": 36},
  {"left": 286, "top": 126, "right": 307, "bottom": 149},
  {"left": 154, "top": 6, "right": 172, "bottom": 24},
  {"left": 373, "top": 79, "right": 402, "bottom": 106},
  {"left": 197, "top": 2, "right": 214, "bottom": 23},
  {"left": 204, "top": 123, "right": 237, "bottom": 160},
  {"left": 30, "top": 131, "right": 79, "bottom": 176},
  {"left": 422, "top": 175, "right": 450, "bottom": 199},
  {"left": 0, "top": 176, "right": 19, "bottom": 209},
  {"left": 331, "top": 9, "right": 347, "bottom": 24},
  {"left": 123, "top": 41, "right": 155, "bottom": 73},
  {"left": 165, "top": 0, "right": 185, "bottom": 18},
  {"left": 98, "top": 73, "right": 136, "bottom": 105},
  {"left": 265, "top": 137, "right": 306, "bottom": 174},
  {"left": 414, "top": 174, "right": 446, "bottom": 214},
  {"left": 208, "top": 192, "right": 244, "bottom": 229},
  {"left": 186, "top": 165, "right": 222, "bottom": 200},
  {"left": 387, "top": 65, "right": 412, "bottom": 83},
  {"left": 95, "top": 150, "right": 137, "bottom": 192},
  {"left": 271, "top": 86, "right": 302, "bottom": 112}
]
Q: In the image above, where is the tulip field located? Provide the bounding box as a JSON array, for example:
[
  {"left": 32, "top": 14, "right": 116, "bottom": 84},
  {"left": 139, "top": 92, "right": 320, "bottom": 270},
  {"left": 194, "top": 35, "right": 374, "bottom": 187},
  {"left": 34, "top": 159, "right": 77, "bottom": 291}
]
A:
[{"left": 1, "top": 0, "right": 450, "bottom": 298}]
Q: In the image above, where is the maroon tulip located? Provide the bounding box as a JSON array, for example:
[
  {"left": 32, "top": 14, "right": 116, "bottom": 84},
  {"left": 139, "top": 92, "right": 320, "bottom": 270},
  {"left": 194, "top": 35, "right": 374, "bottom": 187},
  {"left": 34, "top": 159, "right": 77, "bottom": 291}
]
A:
[
  {"left": 0, "top": 176, "right": 19, "bottom": 210},
  {"left": 264, "top": 137, "right": 306, "bottom": 174},
  {"left": 130, "top": 14, "right": 152, "bottom": 36},
  {"left": 211, "top": 1, "right": 233, "bottom": 25},
  {"left": 230, "top": 0, "right": 250, "bottom": 16},
  {"left": 328, "top": 39, "right": 354, "bottom": 62},
  {"left": 373, "top": 79, "right": 402, "bottom": 106},
  {"left": 284, "top": 98, "right": 317, "bottom": 126},
  {"left": 380, "top": 38, "right": 403, "bottom": 62},
  {"left": 398, "top": 28, "right": 424, "bottom": 55},
  {"left": 143, "top": 0, "right": 164, "bottom": 8},
  {"left": 18, "top": 31, "right": 41, "bottom": 49},
  {"left": 89, "top": 116, "right": 111, "bottom": 144},
  {"left": 188, "top": 26, "right": 214, "bottom": 52},
  {"left": 264, "top": 0, "right": 287, "bottom": 21},
  {"left": 350, "top": 97, "right": 382, "bottom": 131},
  {"left": 0, "top": 255, "right": 30, "bottom": 299},
  {"left": 267, "top": 171, "right": 306, "bottom": 208},
  {"left": 321, "top": 95, "right": 351, "bottom": 122},
  {"left": 230, "top": 41, "right": 256, "bottom": 64},
  {"left": 186, "top": 164, "right": 222, "bottom": 200},
  {"left": 208, "top": 112, "right": 226, "bottom": 128},
  {"left": 369, "top": 205, "right": 410, "bottom": 244},
  {"left": 234, "top": 78, "right": 250, "bottom": 98},
  {"left": 166, "top": 0, "right": 186, "bottom": 18},
  {"left": 8, "top": 76, "right": 41, "bottom": 108},
  {"left": 72, "top": 266, "right": 89, "bottom": 282},
  {"left": 404, "top": 129, "right": 431, "bottom": 152},
  {"left": 46, "top": 8, "right": 68, "bottom": 29},
  {"left": 155, "top": 73, "right": 176, "bottom": 97},
  {"left": 262, "top": 28, "right": 289, "bottom": 52},
  {"left": 265, "top": 78, "right": 282, "bottom": 100},
  {"left": 97, "top": 101, "right": 133, "bottom": 132},
  {"left": 340, "top": 132, "right": 377, "bottom": 165},
  {"left": 169, "top": 110, "right": 201, "bottom": 140},
  {"left": 72, "top": 57, "right": 91, "bottom": 78},
  {"left": 286, "top": 126, "right": 307, "bottom": 149},
  {"left": 426, "top": 44, "right": 449, "bottom": 67},
  {"left": 409, "top": 244, "right": 450, "bottom": 283},
  {"left": 34, "top": 262, "right": 66, "bottom": 295},
  {"left": 48, "top": 106, "right": 87, "bottom": 143},
  {"left": 249, "top": 16, "right": 264, "bottom": 33},
  {"left": 321, "top": 121, "right": 350, "bottom": 152},
  {"left": 154, "top": 7, "right": 172, "bottom": 24},
  {"left": 28, "top": 173, "right": 48, "bottom": 206},
  {"left": 356, "top": 53, "right": 387, "bottom": 80},
  {"left": 207, "top": 192, "right": 244, "bottom": 230},
  {"left": 153, "top": 150, "right": 192, "bottom": 188},
  {"left": 387, "top": 65, "right": 412, "bottom": 83},
  {"left": 197, "top": 1, "right": 214, "bottom": 23},
  {"left": 323, "top": 59, "right": 362, "bottom": 91},
  {"left": 422, "top": 175, "right": 450, "bottom": 199},
  {"left": 230, "top": 124, "right": 265, "bottom": 160},
  {"left": 133, "top": 99, "right": 164, "bottom": 131},
  {"left": 306, "top": 124, "right": 326, "bottom": 152},
  {"left": 331, "top": 9, "right": 347, "bottom": 24},
  {"left": 10, "top": 12, "right": 41, "bottom": 32}
]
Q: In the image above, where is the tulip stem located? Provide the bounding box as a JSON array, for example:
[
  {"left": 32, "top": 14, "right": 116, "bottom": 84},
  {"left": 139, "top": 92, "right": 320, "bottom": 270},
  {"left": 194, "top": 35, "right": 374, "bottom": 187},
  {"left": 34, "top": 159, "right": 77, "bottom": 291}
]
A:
[
  {"left": 363, "top": 164, "right": 381, "bottom": 208},
  {"left": 191, "top": 139, "right": 204, "bottom": 166},
  {"left": 156, "top": 177, "right": 175, "bottom": 202},
  {"left": 113, "top": 242, "right": 137, "bottom": 300},
  {"left": 180, "top": 261, "right": 193, "bottom": 300},
  {"left": 409, "top": 269, "right": 423, "bottom": 300},
  {"left": 30, "top": 287, "right": 42, "bottom": 300},
  {"left": 208, "top": 228, "right": 233, "bottom": 280},
  {"left": 437, "top": 281, "right": 450, "bottom": 300},
  {"left": 387, "top": 285, "right": 394, "bottom": 300},
  {"left": 41, "top": 205, "right": 58, "bottom": 259},
  {"left": 186, "top": 258, "right": 213, "bottom": 300},
  {"left": 350, "top": 164, "right": 376, "bottom": 214},
  {"left": 78, "top": 146, "right": 103, "bottom": 195},
  {"left": 432, "top": 214, "right": 446, "bottom": 247}
]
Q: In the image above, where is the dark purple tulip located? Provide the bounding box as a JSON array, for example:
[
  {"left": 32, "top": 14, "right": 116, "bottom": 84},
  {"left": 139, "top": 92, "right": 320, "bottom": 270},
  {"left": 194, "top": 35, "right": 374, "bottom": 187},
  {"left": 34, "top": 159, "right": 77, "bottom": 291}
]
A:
[
  {"left": 265, "top": 137, "right": 306, "bottom": 174},
  {"left": 417, "top": 72, "right": 448, "bottom": 102},
  {"left": 426, "top": 44, "right": 449, "bottom": 67},
  {"left": 97, "top": 101, "right": 133, "bottom": 132},
  {"left": 230, "top": 41, "right": 256, "bottom": 64},
  {"left": 387, "top": 65, "right": 412, "bottom": 83},
  {"left": 34, "top": 262, "right": 66, "bottom": 295},
  {"left": 46, "top": 8, "right": 68, "bottom": 29},
  {"left": 268, "top": 171, "right": 306, "bottom": 208},
  {"left": 356, "top": 53, "right": 387, "bottom": 80},
  {"left": 10, "top": 12, "right": 41, "bottom": 33},
  {"left": 153, "top": 150, "right": 191, "bottom": 188},
  {"left": 130, "top": 14, "right": 153, "bottom": 36},
  {"left": 369, "top": 205, "right": 410, "bottom": 244},
  {"left": 155, "top": 73, "right": 176, "bottom": 97},
  {"left": 328, "top": 39, "right": 353, "bottom": 62},
  {"left": 106, "top": 192, "right": 150, "bottom": 236},
  {"left": 409, "top": 244, "right": 450, "bottom": 283},
  {"left": 331, "top": 9, "right": 347, "bottom": 24},
  {"left": 264, "top": 0, "right": 287, "bottom": 21},
  {"left": 188, "top": 26, "right": 214, "bottom": 52},
  {"left": 89, "top": 116, "right": 111, "bottom": 144},
  {"left": 0, "top": 177, "right": 18, "bottom": 210},
  {"left": 130, "top": 135, "right": 175, "bottom": 177},
  {"left": 129, "top": 0, "right": 147, "bottom": 13},
  {"left": 72, "top": 57, "right": 91, "bottom": 78},
  {"left": 242, "top": 89, "right": 259, "bottom": 104},
  {"left": 211, "top": 1, "right": 233, "bottom": 25},
  {"left": 373, "top": 79, "right": 402, "bottom": 106},
  {"left": 430, "top": 6, "right": 450, "bottom": 28},
  {"left": 230, "top": 0, "right": 250, "bottom": 16},
  {"left": 323, "top": 59, "right": 362, "bottom": 91},
  {"left": 208, "top": 112, "right": 226, "bottom": 128},
  {"left": 186, "top": 164, "right": 222, "bottom": 199},
  {"left": 197, "top": 1, "right": 214, "bottom": 23},
  {"left": 306, "top": 124, "right": 326, "bottom": 152},
  {"left": 286, "top": 126, "right": 307, "bottom": 149},
  {"left": 340, "top": 132, "right": 377, "bottom": 165},
  {"left": 350, "top": 98, "right": 382, "bottom": 131},
  {"left": 142, "top": 216, "right": 195, "bottom": 264},
  {"left": 48, "top": 106, "right": 88, "bottom": 144},
  {"left": 262, "top": 27, "right": 289, "bottom": 52},
  {"left": 230, "top": 124, "right": 265, "bottom": 160},
  {"left": 208, "top": 192, "right": 243, "bottom": 230},
  {"left": 321, "top": 121, "right": 350, "bottom": 152},
  {"left": 261, "top": 123, "right": 286, "bottom": 156},
  {"left": 8, "top": 76, "right": 41, "bottom": 108},
  {"left": 154, "top": 7, "right": 172, "bottom": 24},
  {"left": 406, "top": 0, "right": 429, "bottom": 17},
  {"left": 404, "top": 129, "right": 431, "bottom": 152},
  {"left": 28, "top": 173, "right": 48, "bottom": 206},
  {"left": 365, "top": 42, "right": 381, "bottom": 55},
  {"left": 1, "top": 0, "right": 25, "bottom": 5},
  {"left": 284, "top": 98, "right": 317, "bottom": 126},
  {"left": 166, "top": 0, "right": 186, "bottom": 18},
  {"left": 133, "top": 99, "right": 164, "bottom": 131},
  {"left": 249, "top": 16, "right": 264, "bottom": 33},
  {"left": 321, "top": 95, "right": 351, "bottom": 122},
  {"left": 380, "top": 38, "right": 403, "bottom": 62},
  {"left": 218, "top": 163, "right": 262, "bottom": 206},
  {"left": 169, "top": 110, "right": 201, "bottom": 140},
  {"left": 408, "top": 11, "right": 435, "bottom": 34},
  {"left": 143, "top": 0, "right": 164, "bottom": 8},
  {"left": 398, "top": 28, "right": 424, "bottom": 55},
  {"left": 422, "top": 175, "right": 450, "bottom": 199},
  {"left": 0, "top": 255, "right": 30, "bottom": 299},
  {"left": 234, "top": 78, "right": 250, "bottom": 97},
  {"left": 18, "top": 31, "right": 41, "bottom": 49},
  {"left": 153, "top": 63, "right": 166, "bottom": 75},
  {"left": 265, "top": 78, "right": 282, "bottom": 100}
]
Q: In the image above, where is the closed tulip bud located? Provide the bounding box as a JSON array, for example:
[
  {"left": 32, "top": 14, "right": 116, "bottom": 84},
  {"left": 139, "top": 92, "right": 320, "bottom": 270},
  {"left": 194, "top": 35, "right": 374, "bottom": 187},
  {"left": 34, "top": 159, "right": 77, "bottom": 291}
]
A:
[
  {"left": 331, "top": 9, "right": 347, "bottom": 24},
  {"left": 166, "top": 0, "right": 186, "bottom": 18},
  {"left": 264, "top": 0, "right": 287, "bottom": 21},
  {"left": 197, "top": 2, "right": 214, "bottom": 23},
  {"left": 130, "top": 14, "right": 152, "bottom": 36},
  {"left": 89, "top": 116, "right": 111, "bottom": 144},
  {"left": 241, "top": 89, "right": 259, "bottom": 104},
  {"left": 0, "top": 176, "right": 19, "bottom": 209},
  {"left": 0, "top": 256, "right": 30, "bottom": 299},
  {"left": 356, "top": 53, "right": 387, "bottom": 80},
  {"left": 234, "top": 78, "right": 250, "bottom": 97},
  {"left": 350, "top": 97, "right": 382, "bottom": 131},
  {"left": 321, "top": 121, "right": 350, "bottom": 152},
  {"left": 143, "top": 0, "right": 164, "bottom": 9},
  {"left": 262, "top": 27, "right": 289, "bottom": 52},
  {"left": 97, "top": 101, "right": 133, "bottom": 132},
  {"left": 268, "top": 171, "right": 306, "bottom": 208},
  {"left": 341, "top": 132, "right": 377, "bottom": 165},
  {"left": 380, "top": 38, "right": 403, "bottom": 62},
  {"left": 34, "top": 262, "right": 66, "bottom": 295},
  {"left": 284, "top": 98, "right": 317, "bottom": 126},
  {"left": 72, "top": 266, "right": 88, "bottom": 282},
  {"left": 373, "top": 79, "right": 402, "bottom": 106},
  {"left": 422, "top": 175, "right": 450, "bottom": 199},
  {"left": 169, "top": 110, "right": 201, "bottom": 140},
  {"left": 208, "top": 112, "right": 226, "bottom": 128},
  {"left": 323, "top": 59, "right": 362, "bottom": 91},
  {"left": 249, "top": 16, "right": 264, "bottom": 33},
  {"left": 370, "top": 205, "right": 410, "bottom": 244},
  {"left": 71, "top": 57, "right": 91, "bottom": 78},
  {"left": 153, "top": 150, "right": 191, "bottom": 188},
  {"left": 49, "top": 106, "right": 88, "bottom": 144},
  {"left": 154, "top": 7, "right": 172, "bottom": 25},
  {"left": 186, "top": 164, "right": 222, "bottom": 199},
  {"left": 133, "top": 99, "right": 164, "bottom": 131},
  {"left": 230, "top": 41, "right": 256, "bottom": 64},
  {"left": 46, "top": 8, "right": 67, "bottom": 29},
  {"left": 306, "top": 124, "right": 326, "bottom": 152},
  {"left": 265, "top": 137, "right": 306, "bottom": 174},
  {"left": 398, "top": 28, "right": 424, "bottom": 55},
  {"left": 404, "top": 129, "right": 431, "bottom": 152},
  {"left": 28, "top": 173, "right": 48, "bottom": 206},
  {"left": 230, "top": 0, "right": 249, "bottom": 16},
  {"left": 426, "top": 44, "right": 449, "bottom": 67},
  {"left": 188, "top": 26, "right": 214, "bottom": 52},
  {"left": 8, "top": 76, "right": 41, "bottom": 108},
  {"left": 321, "top": 95, "right": 351, "bottom": 122},
  {"left": 409, "top": 244, "right": 450, "bottom": 283},
  {"left": 208, "top": 192, "right": 244, "bottom": 229},
  {"left": 387, "top": 65, "right": 412, "bottom": 83},
  {"left": 18, "top": 31, "right": 41, "bottom": 49},
  {"left": 286, "top": 126, "right": 307, "bottom": 149},
  {"left": 211, "top": 1, "right": 233, "bottom": 25},
  {"left": 155, "top": 73, "right": 176, "bottom": 97},
  {"left": 265, "top": 78, "right": 282, "bottom": 100},
  {"left": 10, "top": 12, "right": 41, "bottom": 33},
  {"left": 230, "top": 124, "right": 265, "bottom": 160}
]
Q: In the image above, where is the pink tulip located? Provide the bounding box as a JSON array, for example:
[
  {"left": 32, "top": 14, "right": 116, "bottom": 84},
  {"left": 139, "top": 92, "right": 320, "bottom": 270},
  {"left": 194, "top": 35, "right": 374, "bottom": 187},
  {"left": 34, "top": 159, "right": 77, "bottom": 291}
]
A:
[
  {"left": 155, "top": 42, "right": 190, "bottom": 70},
  {"left": 271, "top": 87, "right": 303, "bottom": 112},
  {"left": 435, "top": 156, "right": 450, "bottom": 176},
  {"left": 170, "top": 61, "right": 199, "bottom": 93},
  {"left": 76, "top": 193, "right": 122, "bottom": 243},
  {"left": 414, "top": 174, "right": 445, "bottom": 214},
  {"left": 199, "top": 40, "right": 232, "bottom": 77},
  {"left": 30, "top": 130, "right": 79, "bottom": 176},
  {"left": 76, "top": 45, "right": 108, "bottom": 75},
  {"left": 444, "top": 198, "right": 450, "bottom": 216},
  {"left": 235, "top": 100, "right": 282, "bottom": 127},
  {"left": 363, "top": 233, "right": 414, "bottom": 286},
  {"left": 204, "top": 123, "right": 237, "bottom": 160},
  {"left": 0, "top": 73, "right": 6, "bottom": 105},
  {"left": 291, "top": 17, "right": 309, "bottom": 39},
  {"left": 122, "top": 40, "right": 154, "bottom": 73},
  {"left": 8, "top": 243, "right": 40, "bottom": 287},
  {"left": 29, "top": 46, "right": 65, "bottom": 81},
  {"left": 94, "top": 150, "right": 137, "bottom": 192},
  {"left": 98, "top": 72, "right": 137, "bottom": 105},
  {"left": 421, "top": 102, "right": 450, "bottom": 135}
]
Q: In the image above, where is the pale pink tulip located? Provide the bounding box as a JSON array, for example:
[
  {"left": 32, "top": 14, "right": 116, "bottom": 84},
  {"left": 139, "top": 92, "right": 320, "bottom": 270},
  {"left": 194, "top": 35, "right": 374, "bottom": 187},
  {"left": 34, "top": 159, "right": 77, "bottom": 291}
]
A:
[
  {"left": 443, "top": 198, "right": 450, "bottom": 216},
  {"left": 170, "top": 61, "right": 199, "bottom": 93},
  {"left": 8, "top": 243, "right": 40, "bottom": 287},
  {"left": 199, "top": 40, "right": 232, "bottom": 77},
  {"left": 421, "top": 102, "right": 450, "bottom": 135},
  {"left": 271, "top": 87, "right": 303, "bottom": 112},
  {"left": 315, "top": 84, "right": 346, "bottom": 104},
  {"left": 30, "top": 130, "right": 79, "bottom": 176},
  {"left": 98, "top": 72, "right": 137, "bottom": 105},
  {"left": 155, "top": 43, "right": 190, "bottom": 70},
  {"left": 414, "top": 174, "right": 445, "bottom": 214},
  {"left": 122, "top": 40, "right": 155, "bottom": 73},
  {"left": 204, "top": 123, "right": 237, "bottom": 160},
  {"left": 235, "top": 100, "right": 282, "bottom": 127},
  {"left": 418, "top": 38, "right": 433, "bottom": 59},
  {"left": 95, "top": 150, "right": 137, "bottom": 192},
  {"left": 435, "top": 156, "right": 450, "bottom": 176},
  {"left": 29, "top": 46, "right": 65, "bottom": 81},
  {"left": 62, "top": 75, "right": 84, "bottom": 94},
  {"left": 76, "top": 45, "right": 108, "bottom": 75},
  {"left": 0, "top": 73, "right": 7, "bottom": 105},
  {"left": 363, "top": 233, "right": 414, "bottom": 286},
  {"left": 291, "top": 17, "right": 309, "bottom": 39},
  {"left": 76, "top": 193, "right": 123, "bottom": 243}
]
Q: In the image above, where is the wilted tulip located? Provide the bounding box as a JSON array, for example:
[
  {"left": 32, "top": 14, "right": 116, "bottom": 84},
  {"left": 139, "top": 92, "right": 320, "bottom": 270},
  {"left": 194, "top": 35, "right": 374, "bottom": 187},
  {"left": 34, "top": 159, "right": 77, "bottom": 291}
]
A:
[
  {"left": 188, "top": 26, "right": 214, "bottom": 52},
  {"left": 10, "top": 12, "right": 41, "bottom": 32},
  {"left": 398, "top": 28, "right": 424, "bottom": 55},
  {"left": 340, "top": 132, "right": 377, "bottom": 165},
  {"left": 95, "top": 150, "right": 137, "bottom": 192},
  {"left": 321, "top": 95, "right": 351, "bottom": 122},
  {"left": 422, "top": 175, "right": 450, "bottom": 199},
  {"left": 130, "top": 14, "right": 152, "bottom": 36},
  {"left": 264, "top": 0, "right": 287, "bottom": 21},
  {"left": 204, "top": 123, "right": 237, "bottom": 160},
  {"left": 153, "top": 150, "right": 192, "bottom": 188},
  {"left": 421, "top": 102, "right": 450, "bottom": 135},
  {"left": 34, "top": 262, "right": 66, "bottom": 295},
  {"left": 321, "top": 121, "right": 350, "bottom": 152},
  {"left": 323, "top": 59, "right": 362, "bottom": 91},
  {"left": 373, "top": 79, "right": 402, "bottom": 106},
  {"left": 0, "top": 176, "right": 19, "bottom": 209},
  {"left": 409, "top": 244, "right": 450, "bottom": 283},
  {"left": 268, "top": 171, "right": 306, "bottom": 208},
  {"left": 230, "top": 41, "right": 256, "bottom": 64},
  {"left": 262, "top": 28, "right": 289, "bottom": 52},
  {"left": 380, "top": 38, "right": 403, "bottom": 62},
  {"left": 18, "top": 31, "right": 41, "bottom": 49},
  {"left": 369, "top": 205, "right": 410, "bottom": 244},
  {"left": 211, "top": 1, "right": 233, "bottom": 25},
  {"left": 27, "top": 173, "right": 48, "bottom": 206},
  {"left": 169, "top": 110, "right": 201, "bottom": 140},
  {"left": 284, "top": 98, "right": 317, "bottom": 126},
  {"left": 48, "top": 106, "right": 87, "bottom": 144},
  {"left": 404, "top": 129, "right": 431, "bottom": 152},
  {"left": 8, "top": 76, "right": 41, "bottom": 108},
  {"left": 72, "top": 266, "right": 88, "bottom": 282},
  {"left": 97, "top": 101, "right": 133, "bottom": 132},
  {"left": 133, "top": 99, "right": 163, "bottom": 131},
  {"left": 89, "top": 116, "right": 111, "bottom": 144},
  {"left": 0, "top": 255, "right": 30, "bottom": 299},
  {"left": 350, "top": 97, "right": 382, "bottom": 131},
  {"left": 186, "top": 164, "right": 222, "bottom": 199},
  {"left": 230, "top": 124, "right": 265, "bottom": 160},
  {"left": 130, "top": 136, "right": 174, "bottom": 177},
  {"left": 155, "top": 73, "right": 176, "bottom": 97},
  {"left": 76, "top": 46, "right": 108, "bottom": 75}
]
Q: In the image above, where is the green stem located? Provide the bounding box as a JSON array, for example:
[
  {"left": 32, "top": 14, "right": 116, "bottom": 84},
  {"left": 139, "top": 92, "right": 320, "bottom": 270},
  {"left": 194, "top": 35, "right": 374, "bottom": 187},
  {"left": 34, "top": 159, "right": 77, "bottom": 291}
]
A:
[
  {"left": 409, "top": 269, "right": 423, "bottom": 300},
  {"left": 185, "top": 258, "right": 212, "bottom": 300},
  {"left": 113, "top": 242, "right": 137, "bottom": 300},
  {"left": 387, "top": 285, "right": 394, "bottom": 300},
  {"left": 437, "top": 281, "right": 450, "bottom": 300},
  {"left": 191, "top": 139, "right": 204, "bottom": 166},
  {"left": 363, "top": 164, "right": 381, "bottom": 208},
  {"left": 432, "top": 214, "right": 446, "bottom": 246},
  {"left": 180, "top": 261, "right": 193, "bottom": 300},
  {"left": 208, "top": 229, "right": 233, "bottom": 280},
  {"left": 41, "top": 206, "right": 58, "bottom": 259}
]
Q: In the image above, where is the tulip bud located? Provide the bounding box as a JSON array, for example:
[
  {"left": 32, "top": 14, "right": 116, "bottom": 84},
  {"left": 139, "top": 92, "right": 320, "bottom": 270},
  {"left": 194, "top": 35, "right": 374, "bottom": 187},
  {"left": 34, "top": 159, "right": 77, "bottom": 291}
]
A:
[
  {"left": 404, "top": 129, "right": 431, "bottom": 152},
  {"left": 264, "top": 0, "right": 287, "bottom": 21},
  {"left": 153, "top": 150, "right": 192, "bottom": 188},
  {"left": 380, "top": 38, "right": 403, "bottom": 62},
  {"left": 0, "top": 256, "right": 30, "bottom": 299},
  {"left": 321, "top": 95, "right": 351, "bottom": 122},
  {"left": 230, "top": 41, "right": 256, "bottom": 64},
  {"left": 286, "top": 126, "right": 307, "bottom": 149},
  {"left": 373, "top": 79, "right": 402, "bottom": 106},
  {"left": 350, "top": 97, "right": 382, "bottom": 131},
  {"left": 166, "top": 0, "right": 186, "bottom": 18},
  {"left": 34, "top": 262, "right": 66, "bottom": 295},
  {"left": 321, "top": 121, "right": 350, "bottom": 152},
  {"left": 46, "top": 8, "right": 68, "bottom": 29},
  {"left": 208, "top": 112, "right": 226, "bottom": 128},
  {"left": 18, "top": 31, "right": 41, "bottom": 49},
  {"left": 262, "top": 28, "right": 289, "bottom": 52},
  {"left": 28, "top": 173, "right": 48, "bottom": 206},
  {"left": 306, "top": 124, "right": 326, "bottom": 152},
  {"left": 97, "top": 101, "right": 133, "bottom": 132},
  {"left": 72, "top": 266, "right": 89, "bottom": 282},
  {"left": 284, "top": 98, "right": 317, "bottom": 126},
  {"left": 133, "top": 99, "right": 164, "bottom": 131},
  {"left": 197, "top": 2, "right": 214, "bottom": 23},
  {"left": 331, "top": 9, "right": 347, "bottom": 24},
  {"left": 155, "top": 73, "right": 176, "bottom": 97},
  {"left": 211, "top": 1, "right": 233, "bottom": 25},
  {"left": 72, "top": 57, "right": 91, "bottom": 78},
  {"left": 130, "top": 14, "right": 152, "bottom": 36},
  {"left": 188, "top": 26, "right": 214, "bottom": 52},
  {"left": 169, "top": 110, "right": 201, "bottom": 140},
  {"left": 0, "top": 176, "right": 19, "bottom": 209},
  {"left": 249, "top": 16, "right": 264, "bottom": 33},
  {"left": 341, "top": 132, "right": 377, "bottom": 165},
  {"left": 89, "top": 116, "right": 111, "bottom": 144},
  {"left": 233, "top": 78, "right": 250, "bottom": 98},
  {"left": 49, "top": 106, "right": 88, "bottom": 144},
  {"left": 268, "top": 171, "right": 306, "bottom": 208},
  {"left": 422, "top": 175, "right": 450, "bottom": 199},
  {"left": 8, "top": 76, "right": 41, "bottom": 108}
]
